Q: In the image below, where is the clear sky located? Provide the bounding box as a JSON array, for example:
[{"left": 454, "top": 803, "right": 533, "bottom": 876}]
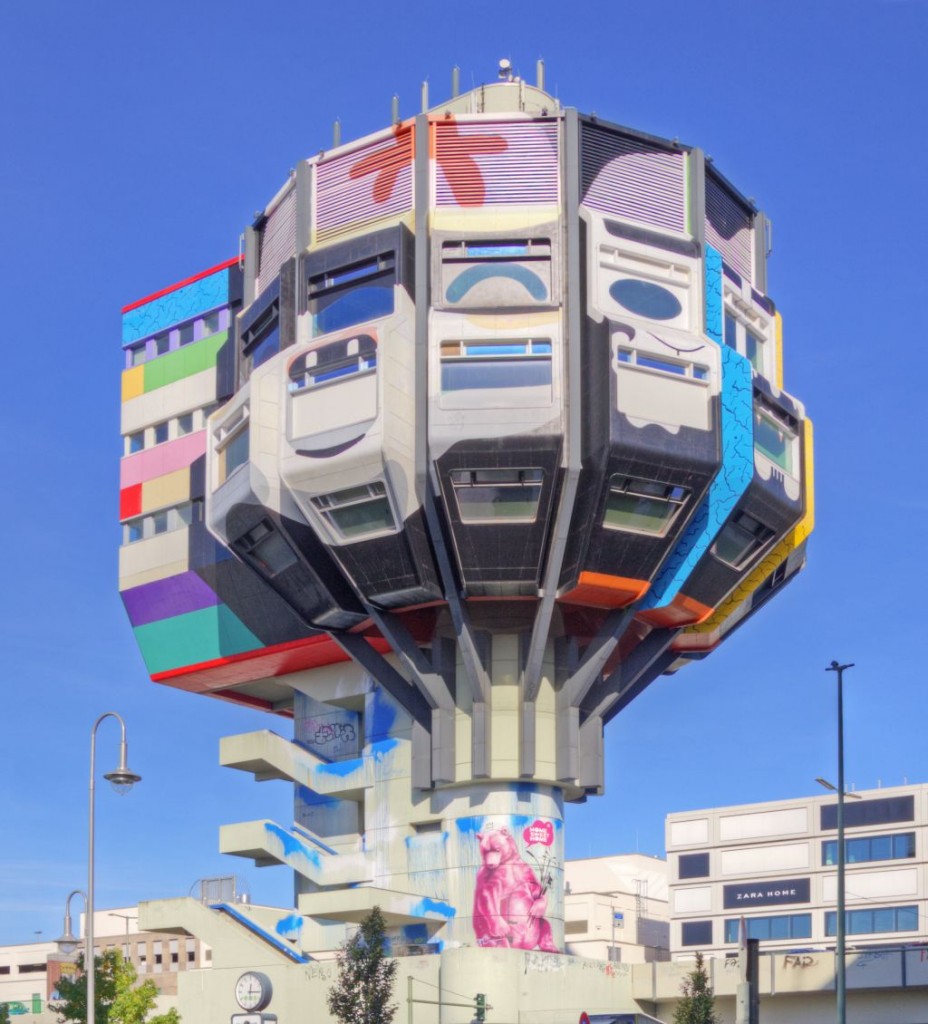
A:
[{"left": 1, "top": 0, "right": 926, "bottom": 947}]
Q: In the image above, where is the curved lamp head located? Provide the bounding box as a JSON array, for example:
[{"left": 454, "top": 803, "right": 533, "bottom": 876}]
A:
[
  {"left": 104, "top": 766, "right": 142, "bottom": 795},
  {"left": 55, "top": 929, "right": 79, "bottom": 955}
]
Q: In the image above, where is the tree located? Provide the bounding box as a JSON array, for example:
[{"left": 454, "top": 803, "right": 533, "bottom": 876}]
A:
[
  {"left": 327, "top": 906, "right": 398, "bottom": 1024},
  {"left": 673, "top": 951, "right": 719, "bottom": 1024},
  {"left": 50, "top": 950, "right": 179, "bottom": 1024},
  {"left": 0, "top": 1002, "right": 11, "bottom": 1024}
]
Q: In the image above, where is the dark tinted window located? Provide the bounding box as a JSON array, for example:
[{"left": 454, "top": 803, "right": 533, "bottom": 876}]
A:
[
  {"left": 821, "top": 795, "right": 914, "bottom": 830},
  {"left": 679, "top": 853, "right": 710, "bottom": 879},
  {"left": 681, "top": 920, "right": 712, "bottom": 947}
]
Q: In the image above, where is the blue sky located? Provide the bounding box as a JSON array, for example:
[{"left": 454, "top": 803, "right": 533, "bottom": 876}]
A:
[{"left": 1, "top": 0, "right": 926, "bottom": 945}]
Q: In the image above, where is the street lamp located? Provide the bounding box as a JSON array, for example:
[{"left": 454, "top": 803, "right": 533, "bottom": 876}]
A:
[
  {"left": 108, "top": 913, "right": 137, "bottom": 962},
  {"left": 825, "top": 660, "right": 854, "bottom": 1024},
  {"left": 56, "top": 890, "right": 87, "bottom": 955},
  {"left": 86, "top": 713, "right": 142, "bottom": 1024}
]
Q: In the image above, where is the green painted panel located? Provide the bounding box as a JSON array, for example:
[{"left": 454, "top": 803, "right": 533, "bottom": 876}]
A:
[
  {"left": 143, "top": 331, "right": 228, "bottom": 393},
  {"left": 134, "top": 602, "right": 262, "bottom": 675}
]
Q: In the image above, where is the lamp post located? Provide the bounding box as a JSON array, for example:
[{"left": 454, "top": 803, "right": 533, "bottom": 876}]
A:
[
  {"left": 108, "top": 913, "right": 137, "bottom": 962},
  {"left": 86, "top": 713, "right": 142, "bottom": 1024},
  {"left": 56, "top": 889, "right": 87, "bottom": 955},
  {"left": 825, "top": 660, "right": 854, "bottom": 1024}
]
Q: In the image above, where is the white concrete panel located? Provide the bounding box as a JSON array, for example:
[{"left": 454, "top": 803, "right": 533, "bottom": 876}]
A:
[
  {"left": 823, "top": 868, "right": 918, "bottom": 902},
  {"left": 720, "top": 842, "right": 810, "bottom": 875},
  {"left": 719, "top": 807, "right": 808, "bottom": 842},
  {"left": 672, "top": 886, "right": 712, "bottom": 913},
  {"left": 669, "top": 818, "right": 709, "bottom": 846}
]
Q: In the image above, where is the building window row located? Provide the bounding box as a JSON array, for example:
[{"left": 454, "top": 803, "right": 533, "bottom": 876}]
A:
[
  {"left": 682, "top": 904, "right": 921, "bottom": 946},
  {"left": 126, "top": 308, "right": 228, "bottom": 368},
  {"left": 125, "top": 407, "right": 217, "bottom": 456},
  {"left": 821, "top": 795, "right": 915, "bottom": 831},
  {"left": 822, "top": 832, "right": 915, "bottom": 866},
  {"left": 123, "top": 500, "right": 203, "bottom": 544}
]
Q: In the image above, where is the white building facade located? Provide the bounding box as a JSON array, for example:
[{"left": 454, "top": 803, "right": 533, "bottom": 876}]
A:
[{"left": 666, "top": 782, "right": 928, "bottom": 958}]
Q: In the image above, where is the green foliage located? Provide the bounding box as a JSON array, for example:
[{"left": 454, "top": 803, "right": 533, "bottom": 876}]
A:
[
  {"left": 327, "top": 907, "right": 398, "bottom": 1024},
  {"left": 50, "top": 950, "right": 179, "bottom": 1024},
  {"left": 672, "top": 952, "right": 719, "bottom": 1024},
  {"left": 0, "top": 1001, "right": 11, "bottom": 1024}
]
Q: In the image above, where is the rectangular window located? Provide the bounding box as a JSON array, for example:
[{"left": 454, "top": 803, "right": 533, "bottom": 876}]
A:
[
  {"left": 215, "top": 407, "right": 249, "bottom": 485},
  {"left": 724, "top": 914, "right": 811, "bottom": 943},
  {"left": 155, "top": 332, "right": 171, "bottom": 356},
  {"left": 127, "top": 431, "right": 145, "bottom": 455},
  {"left": 308, "top": 254, "right": 396, "bottom": 336},
  {"left": 825, "top": 905, "right": 918, "bottom": 937},
  {"left": 310, "top": 482, "right": 396, "bottom": 540},
  {"left": 822, "top": 832, "right": 915, "bottom": 866},
  {"left": 679, "top": 852, "right": 710, "bottom": 879},
  {"left": 724, "top": 314, "right": 738, "bottom": 350},
  {"left": 202, "top": 311, "right": 221, "bottom": 336},
  {"left": 236, "top": 520, "right": 300, "bottom": 576},
  {"left": 603, "top": 475, "right": 688, "bottom": 536},
  {"left": 289, "top": 336, "right": 377, "bottom": 392},
  {"left": 187, "top": 951, "right": 195, "bottom": 963},
  {"left": 754, "top": 406, "right": 796, "bottom": 474},
  {"left": 177, "top": 412, "right": 194, "bottom": 436},
  {"left": 821, "top": 795, "right": 915, "bottom": 830},
  {"left": 242, "top": 299, "right": 280, "bottom": 372},
  {"left": 440, "top": 238, "right": 552, "bottom": 308},
  {"left": 440, "top": 338, "right": 553, "bottom": 393},
  {"left": 130, "top": 344, "right": 147, "bottom": 367},
  {"left": 712, "top": 511, "right": 775, "bottom": 569},
  {"left": 450, "top": 468, "right": 544, "bottom": 523},
  {"left": 153, "top": 421, "right": 169, "bottom": 445},
  {"left": 151, "top": 510, "right": 169, "bottom": 535},
  {"left": 616, "top": 347, "right": 709, "bottom": 381},
  {"left": 746, "top": 329, "right": 764, "bottom": 372},
  {"left": 681, "top": 920, "right": 712, "bottom": 947},
  {"left": 178, "top": 323, "right": 194, "bottom": 347},
  {"left": 124, "top": 519, "right": 144, "bottom": 544}
]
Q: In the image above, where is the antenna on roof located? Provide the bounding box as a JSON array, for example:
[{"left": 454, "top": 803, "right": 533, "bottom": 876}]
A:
[
  {"left": 392, "top": 94, "right": 399, "bottom": 124},
  {"left": 536, "top": 59, "right": 545, "bottom": 91},
  {"left": 333, "top": 118, "right": 341, "bottom": 147},
  {"left": 421, "top": 80, "right": 429, "bottom": 112},
  {"left": 451, "top": 65, "right": 460, "bottom": 98},
  {"left": 498, "top": 58, "right": 513, "bottom": 82}
]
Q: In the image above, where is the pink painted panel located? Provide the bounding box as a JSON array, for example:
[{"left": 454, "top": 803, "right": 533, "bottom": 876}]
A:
[{"left": 120, "top": 430, "right": 207, "bottom": 488}]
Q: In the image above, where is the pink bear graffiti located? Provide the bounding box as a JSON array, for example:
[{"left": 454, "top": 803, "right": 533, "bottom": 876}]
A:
[{"left": 473, "top": 828, "right": 558, "bottom": 952}]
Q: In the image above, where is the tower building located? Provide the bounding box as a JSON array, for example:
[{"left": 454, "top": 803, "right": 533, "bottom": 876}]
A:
[{"left": 119, "top": 66, "right": 813, "bottom": 959}]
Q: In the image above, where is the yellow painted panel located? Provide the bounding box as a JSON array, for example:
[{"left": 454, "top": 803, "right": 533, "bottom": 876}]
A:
[
  {"left": 141, "top": 469, "right": 190, "bottom": 513},
  {"left": 122, "top": 366, "right": 145, "bottom": 402},
  {"left": 685, "top": 418, "right": 815, "bottom": 637},
  {"left": 776, "top": 311, "right": 784, "bottom": 389}
]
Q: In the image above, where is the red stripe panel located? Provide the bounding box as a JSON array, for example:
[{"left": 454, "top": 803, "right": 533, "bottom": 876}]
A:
[
  {"left": 120, "top": 484, "right": 143, "bottom": 521},
  {"left": 121, "top": 255, "right": 240, "bottom": 314}
]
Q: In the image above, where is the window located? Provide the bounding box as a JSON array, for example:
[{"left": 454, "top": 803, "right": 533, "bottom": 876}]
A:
[
  {"left": 289, "top": 336, "right": 377, "bottom": 392},
  {"left": 724, "top": 914, "right": 811, "bottom": 943},
  {"left": 681, "top": 920, "right": 712, "bottom": 947},
  {"left": 215, "top": 407, "right": 249, "bottom": 485},
  {"left": 679, "top": 853, "right": 710, "bottom": 879},
  {"left": 308, "top": 255, "right": 395, "bottom": 336},
  {"left": 825, "top": 905, "right": 918, "bottom": 937},
  {"left": 127, "top": 431, "right": 144, "bottom": 455},
  {"left": 724, "top": 308, "right": 768, "bottom": 375},
  {"left": 450, "top": 469, "right": 544, "bottom": 523},
  {"left": 754, "top": 401, "right": 797, "bottom": 474},
  {"left": 616, "top": 347, "right": 709, "bottom": 381},
  {"left": 441, "top": 239, "right": 552, "bottom": 306},
  {"left": 822, "top": 832, "right": 915, "bottom": 866},
  {"left": 122, "top": 501, "right": 202, "bottom": 544},
  {"left": 153, "top": 421, "right": 169, "bottom": 445},
  {"left": 18, "top": 963, "right": 45, "bottom": 973},
  {"left": 178, "top": 323, "right": 194, "bottom": 346},
  {"left": 187, "top": 950, "right": 195, "bottom": 963},
  {"left": 236, "top": 520, "right": 299, "bottom": 576},
  {"left": 155, "top": 332, "right": 171, "bottom": 356},
  {"left": 241, "top": 299, "right": 280, "bottom": 372},
  {"left": 177, "top": 412, "right": 194, "bottom": 436},
  {"left": 603, "top": 475, "right": 688, "bottom": 536},
  {"left": 130, "top": 344, "right": 147, "bottom": 367},
  {"left": 712, "top": 511, "right": 775, "bottom": 569},
  {"left": 202, "top": 311, "right": 221, "bottom": 336},
  {"left": 0, "top": 966, "right": 9, "bottom": 975},
  {"left": 310, "top": 482, "right": 396, "bottom": 540},
  {"left": 440, "top": 338, "right": 553, "bottom": 393},
  {"left": 821, "top": 795, "right": 915, "bottom": 830}
]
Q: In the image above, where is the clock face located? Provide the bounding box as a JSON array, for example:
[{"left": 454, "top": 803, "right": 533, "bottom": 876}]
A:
[{"left": 235, "top": 971, "right": 272, "bottom": 1012}]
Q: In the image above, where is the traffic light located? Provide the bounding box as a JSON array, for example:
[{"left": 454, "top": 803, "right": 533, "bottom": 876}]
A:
[{"left": 475, "top": 993, "right": 487, "bottom": 1022}]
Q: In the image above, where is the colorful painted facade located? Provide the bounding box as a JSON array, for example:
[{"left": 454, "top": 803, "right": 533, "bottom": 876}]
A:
[{"left": 120, "top": 74, "right": 812, "bottom": 957}]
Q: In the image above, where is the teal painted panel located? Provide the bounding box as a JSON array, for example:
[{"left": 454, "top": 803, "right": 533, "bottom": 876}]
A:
[
  {"left": 133, "top": 603, "right": 262, "bottom": 675},
  {"left": 123, "top": 268, "right": 229, "bottom": 345}
]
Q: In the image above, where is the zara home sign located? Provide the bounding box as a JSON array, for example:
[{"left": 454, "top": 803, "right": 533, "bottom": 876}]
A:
[{"left": 723, "top": 878, "right": 811, "bottom": 909}]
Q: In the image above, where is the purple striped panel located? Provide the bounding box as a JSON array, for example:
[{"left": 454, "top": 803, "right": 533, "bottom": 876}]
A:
[
  {"left": 705, "top": 173, "right": 754, "bottom": 282},
  {"left": 121, "top": 570, "right": 219, "bottom": 627},
  {"left": 435, "top": 120, "right": 560, "bottom": 207}
]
